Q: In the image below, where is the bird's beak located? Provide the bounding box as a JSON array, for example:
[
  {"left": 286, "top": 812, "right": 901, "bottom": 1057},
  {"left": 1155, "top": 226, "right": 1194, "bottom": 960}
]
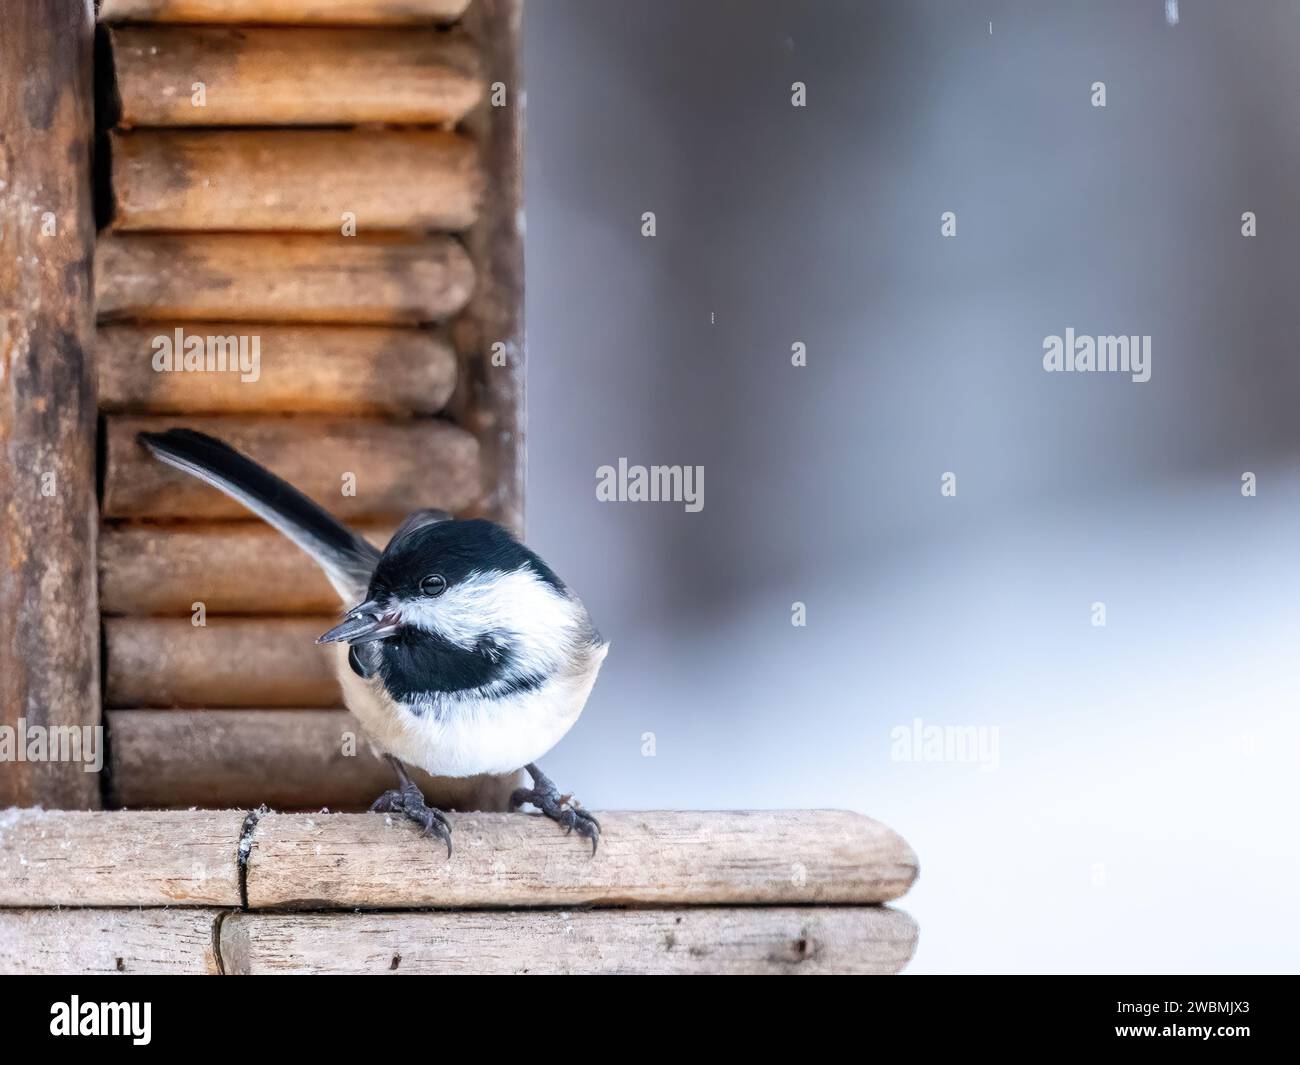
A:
[{"left": 316, "top": 600, "right": 403, "bottom": 645}]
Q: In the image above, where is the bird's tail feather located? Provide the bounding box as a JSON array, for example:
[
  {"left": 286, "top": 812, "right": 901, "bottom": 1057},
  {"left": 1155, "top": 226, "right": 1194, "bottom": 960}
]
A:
[{"left": 137, "top": 428, "right": 380, "bottom": 601}]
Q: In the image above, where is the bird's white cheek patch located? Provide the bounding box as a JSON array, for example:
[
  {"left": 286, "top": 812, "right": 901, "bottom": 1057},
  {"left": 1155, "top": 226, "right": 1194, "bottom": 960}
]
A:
[{"left": 399, "top": 567, "right": 584, "bottom": 678}]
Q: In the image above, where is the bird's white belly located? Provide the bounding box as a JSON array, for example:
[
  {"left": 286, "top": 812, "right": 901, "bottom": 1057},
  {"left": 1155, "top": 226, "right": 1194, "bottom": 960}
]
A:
[{"left": 336, "top": 642, "right": 607, "bottom": 778}]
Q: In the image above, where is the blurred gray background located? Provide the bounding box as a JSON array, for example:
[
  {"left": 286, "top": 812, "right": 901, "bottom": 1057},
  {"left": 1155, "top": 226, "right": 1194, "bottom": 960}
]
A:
[{"left": 522, "top": 0, "right": 1300, "bottom": 973}]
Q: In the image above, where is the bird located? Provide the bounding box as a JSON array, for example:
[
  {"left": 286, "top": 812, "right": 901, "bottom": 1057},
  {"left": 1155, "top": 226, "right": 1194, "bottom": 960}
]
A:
[{"left": 138, "top": 428, "right": 608, "bottom": 855}]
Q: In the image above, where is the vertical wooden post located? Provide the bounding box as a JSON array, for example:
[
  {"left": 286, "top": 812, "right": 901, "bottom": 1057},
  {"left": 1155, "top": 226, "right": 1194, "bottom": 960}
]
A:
[
  {"left": 0, "top": 0, "right": 101, "bottom": 808},
  {"left": 454, "top": 0, "right": 526, "bottom": 535}
]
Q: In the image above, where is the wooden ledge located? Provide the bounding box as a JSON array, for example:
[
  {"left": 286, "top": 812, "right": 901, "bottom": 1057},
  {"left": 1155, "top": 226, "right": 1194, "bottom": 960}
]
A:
[
  {"left": 0, "top": 808, "right": 918, "bottom": 910},
  {"left": 219, "top": 907, "right": 918, "bottom": 975},
  {"left": 0, "top": 809, "right": 919, "bottom": 973},
  {"left": 0, "top": 905, "right": 918, "bottom": 975},
  {"left": 0, "top": 809, "right": 244, "bottom": 906},
  {"left": 248, "top": 809, "right": 918, "bottom": 909}
]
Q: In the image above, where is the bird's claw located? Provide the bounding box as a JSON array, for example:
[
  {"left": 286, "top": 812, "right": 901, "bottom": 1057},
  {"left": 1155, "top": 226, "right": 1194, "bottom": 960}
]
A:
[
  {"left": 371, "top": 782, "right": 452, "bottom": 858},
  {"left": 558, "top": 806, "right": 601, "bottom": 853},
  {"left": 510, "top": 772, "right": 601, "bottom": 855}
]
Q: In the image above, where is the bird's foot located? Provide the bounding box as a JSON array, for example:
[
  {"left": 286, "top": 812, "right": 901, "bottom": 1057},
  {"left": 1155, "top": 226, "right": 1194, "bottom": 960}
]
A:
[
  {"left": 510, "top": 763, "right": 600, "bottom": 854},
  {"left": 371, "top": 781, "right": 452, "bottom": 857}
]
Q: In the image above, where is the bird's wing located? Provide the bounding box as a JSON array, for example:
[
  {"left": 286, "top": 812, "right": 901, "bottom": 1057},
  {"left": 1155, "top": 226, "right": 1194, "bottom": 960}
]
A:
[{"left": 138, "top": 428, "right": 380, "bottom": 603}]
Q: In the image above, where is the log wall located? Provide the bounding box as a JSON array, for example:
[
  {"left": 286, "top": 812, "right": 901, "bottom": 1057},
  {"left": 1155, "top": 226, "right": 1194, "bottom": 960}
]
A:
[
  {"left": 94, "top": 0, "right": 525, "bottom": 811},
  {"left": 111, "top": 130, "right": 483, "bottom": 231},
  {"left": 111, "top": 26, "right": 483, "bottom": 127},
  {"left": 104, "top": 709, "right": 522, "bottom": 810},
  {"left": 99, "top": 0, "right": 473, "bottom": 25}
]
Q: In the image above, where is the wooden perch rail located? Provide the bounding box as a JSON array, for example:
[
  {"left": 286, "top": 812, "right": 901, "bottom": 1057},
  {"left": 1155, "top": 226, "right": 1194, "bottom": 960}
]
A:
[
  {"left": 111, "top": 130, "right": 483, "bottom": 232},
  {"left": 99, "top": 0, "right": 472, "bottom": 26},
  {"left": 96, "top": 233, "right": 476, "bottom": 324},
  {"left": 0, "top": 809, "right": 918, "bottom": 909},
  {"left": 0, "top": 809, "right": 245, "bottom": 906},
  {"left": 245, "top": 809, "right": 918, "bottom": 909},
  {"left": 98, "top": 324, "right": 458, "bottom": 416},
  {"left": 102, "top": 414, "right": 482, "bottom": 520},
  {"left": 0, "top": 809, "right": 919, "bottom": 973},
  {"left": 104, "top": 709, "right": 520, "bottom": 811},
  {"left": 105, "top": 618, "right": 339, "bottom": 707},
  {"left": 110, "top": 26, "right": 483, "bottom": 127},
  {"left": 100, "top": 524, "right": 393, "bottom": 615}
]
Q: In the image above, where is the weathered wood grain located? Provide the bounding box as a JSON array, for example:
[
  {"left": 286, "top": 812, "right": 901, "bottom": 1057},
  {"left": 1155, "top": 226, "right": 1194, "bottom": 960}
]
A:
[
  {"left": 112, "top": 130, "right": 482, "bottom": 232},
  {"left": 105, "top": 618, "right": 339, "bottom": 708},
  {"left": 221, "top": 906, "right": 918, "bottom": 975},
  {"left": 100, "top": 0, "right": 471, "bottom": 26},
  {"left": 246, "top": 810, "right": 919, "bottom": 909},
  {"left": 98, "top": 324, "right": 457, "bottom": 415},
  {"left": 102, "top": 414, "right": 481, "bottom": 520},
  {"left": 0, "top": 904, "right": 918, "bottom": 975},
  {"left": 100, "top": 524, "right": 393, "bottom": 616},
  {"left": 0, "top": 907, "right": 225, "bottom": 974},
  {"left": 0, "top": 0, "right": 101, "bottom": 808},
  {"left": 110, "top": 25, "right": 483, "bottom": 127},
  {"left": 448, "top": 0, "right": 526, "bottom": 532},
  {"left": 0, "top": 808, "right": 919, "bottom": 923},
  {"left": 106, "top": 709, "right": 521, "bottom": 812},
  {"left": 0, "top": 809, "right": 242, "bottom": 906},
  {"left": 96, "top": 233, "right": 475, "bottom": 324}
]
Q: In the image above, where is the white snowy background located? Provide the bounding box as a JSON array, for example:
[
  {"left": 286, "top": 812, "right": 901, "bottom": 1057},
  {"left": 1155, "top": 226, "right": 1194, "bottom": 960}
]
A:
[{"left": 523, "top": 0, "right": 1300, "bottom": 973}]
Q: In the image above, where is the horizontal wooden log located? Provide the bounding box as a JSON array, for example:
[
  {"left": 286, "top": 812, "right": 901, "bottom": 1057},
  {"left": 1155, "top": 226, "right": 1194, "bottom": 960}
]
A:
[
  {"left": 111, "top": 26, "right": 482, "bottom": 127},
  {"left": 98, "top": 324, "right": 456, "bottom": 415},
  {"left": 1, "top": 906, "right": 916, "bottom": 975},
  {"left": 0, "top": 809, "right": 243, "bottom": 906},
  {"left": 100, "top": 0, "right": 471, "bottom": 26},
  {"left": 1, "top": 808, "right": 918, "bottom": 919},
  {"left": 246, "top": 810, "right": 919, "bottom": 909},
  {"left": 100, "top": 524, "right": 393, "bottom": 616},
  {"left": 112, "top": 130, "right": 482, "bottom": 232},
  {"left": 102, "top": 414, "right": 481, "bottom": 520},
  {"left": 221, "top": 906, "right": 917, "bottom": 975},
  {"left": 106, "top": 709, "right": 521, "bottom": 812},
  {"left": 96, "top": 233, "right": 475, "bottom": 324},
  {"left": 105, "top": 618, "right": 339, "bottom": 708},
  {"left": 0, "top": 908, "right": 224, "bottom": 974}
]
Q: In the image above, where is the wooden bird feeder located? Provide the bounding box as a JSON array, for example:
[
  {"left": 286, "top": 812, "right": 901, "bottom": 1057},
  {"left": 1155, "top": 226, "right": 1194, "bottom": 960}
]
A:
[{"left": 0, "top": 0, "right": 919, "bottom": 973}]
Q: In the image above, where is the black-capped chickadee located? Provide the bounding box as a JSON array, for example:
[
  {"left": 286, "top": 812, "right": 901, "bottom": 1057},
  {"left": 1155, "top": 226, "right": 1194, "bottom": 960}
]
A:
[{"left": 138, "top": 429, "right": 608, "bottom": 854}]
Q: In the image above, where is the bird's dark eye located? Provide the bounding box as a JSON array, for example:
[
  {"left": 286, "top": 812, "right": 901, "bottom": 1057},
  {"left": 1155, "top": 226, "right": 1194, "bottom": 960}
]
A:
[{"left": 420, "top": 574, "right": 447, "bottom": 597}]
